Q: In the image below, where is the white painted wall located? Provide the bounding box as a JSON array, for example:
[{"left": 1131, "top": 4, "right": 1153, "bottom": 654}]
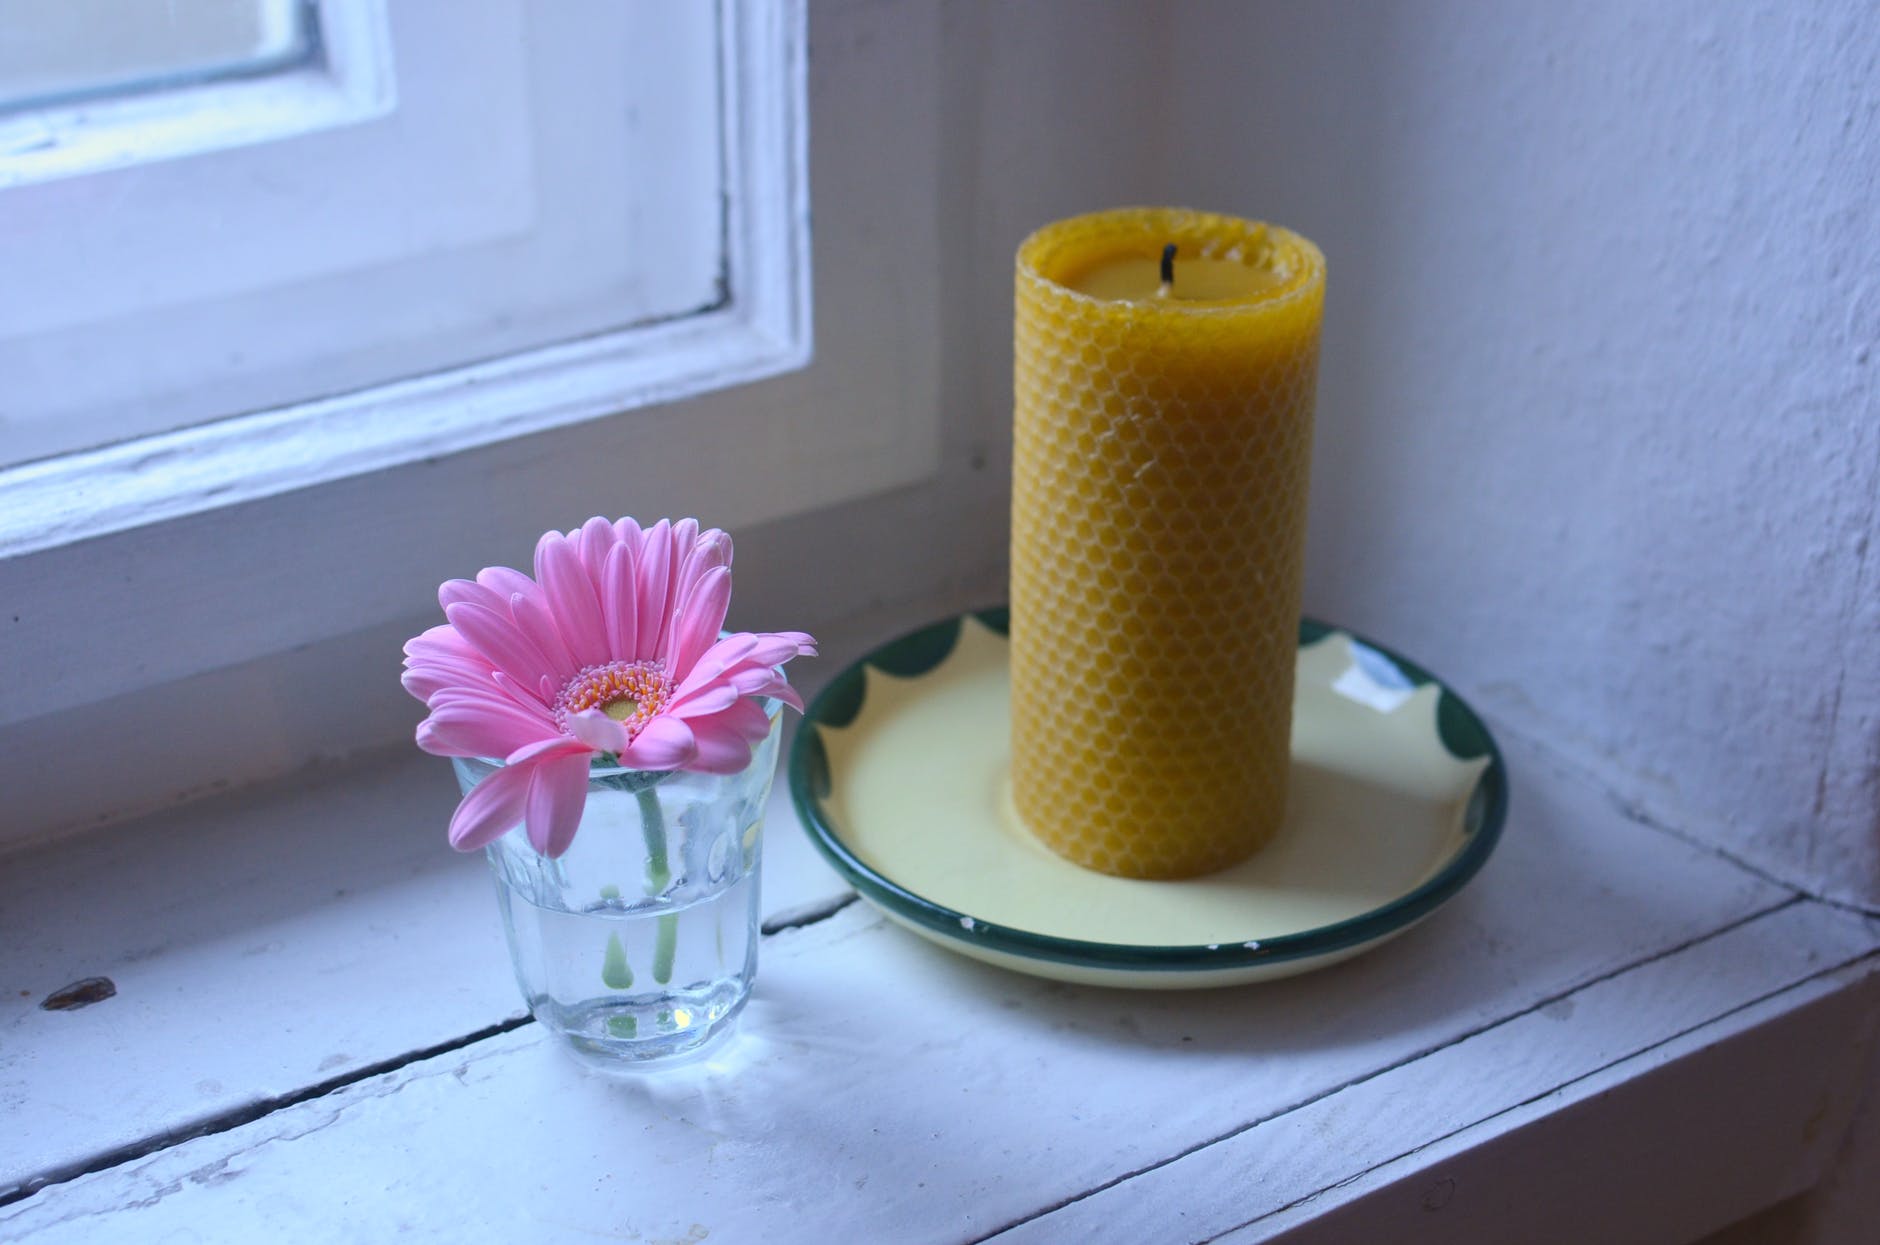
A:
[{"left": 1162, "top": 0, "right": 1879, "bottom": 911}]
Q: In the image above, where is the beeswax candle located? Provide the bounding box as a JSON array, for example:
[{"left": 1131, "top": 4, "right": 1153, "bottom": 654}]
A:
[{"left": 1010, "top": 208, "right": 1325, "bottom": 879}]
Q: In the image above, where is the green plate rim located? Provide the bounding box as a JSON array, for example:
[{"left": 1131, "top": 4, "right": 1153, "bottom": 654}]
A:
[{"left": 787, "top": 607, "right": 1510, "bottom": 975}]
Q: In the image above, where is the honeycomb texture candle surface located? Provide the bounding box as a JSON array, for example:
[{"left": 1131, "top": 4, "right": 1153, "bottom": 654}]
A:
[{"left": 1010, "top": 208, "right": 1325, "bottom": 879}]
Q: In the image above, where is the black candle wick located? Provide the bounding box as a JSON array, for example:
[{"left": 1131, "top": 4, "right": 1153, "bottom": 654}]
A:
[{"left": 1160, "top": 243, "right": 1177, "bottom": 286}]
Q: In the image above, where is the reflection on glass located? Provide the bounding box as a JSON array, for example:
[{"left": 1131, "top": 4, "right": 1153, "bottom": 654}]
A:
[{"left": 0, "top": 0, "right": 316, "bottom": 114}]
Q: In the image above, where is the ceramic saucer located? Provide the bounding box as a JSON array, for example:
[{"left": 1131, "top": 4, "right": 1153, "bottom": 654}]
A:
[{"left": 788, "top": 609, "right": 1508, "bottom": 988}]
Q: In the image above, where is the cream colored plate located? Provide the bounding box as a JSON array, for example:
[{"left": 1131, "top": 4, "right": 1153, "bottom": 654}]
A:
[{"left": 788, "top": 611, "right": 1507, "bottom": 988}]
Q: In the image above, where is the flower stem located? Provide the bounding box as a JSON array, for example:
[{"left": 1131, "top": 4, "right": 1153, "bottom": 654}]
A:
[
  {"left": 637, "top": 787, "right": 671, "bottom": 891},
  {"left": 636, "top": 786, "right": 679, "bottom": 984},
  {"left": 654, "top": 917, "right": 678, "bottom": 985},
  {"left": 601, "top": 932, "right": 634, "bottom": 989}
]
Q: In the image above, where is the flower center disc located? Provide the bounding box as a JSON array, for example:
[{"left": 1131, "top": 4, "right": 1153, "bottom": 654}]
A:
[{"left": 555, "top": 659, "right": 671, "bottom": 741}]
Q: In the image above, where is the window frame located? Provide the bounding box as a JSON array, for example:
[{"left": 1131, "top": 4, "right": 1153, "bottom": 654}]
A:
[
  {"left": 0, "top": 1, "right": 798, "bottom": 558},
  {"left": 0, "top": 0, "right": 948, "bottom": 791}
]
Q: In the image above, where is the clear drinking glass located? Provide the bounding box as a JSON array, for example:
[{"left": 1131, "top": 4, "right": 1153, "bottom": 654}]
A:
[{"left": 454, "top": 705, "right": 781, "bottom": 1070}]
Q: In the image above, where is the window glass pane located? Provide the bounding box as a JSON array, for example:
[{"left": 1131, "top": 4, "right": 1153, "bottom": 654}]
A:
[
  {"left": 0, "top": 1, "right": 726, "bottom": 473},
  {"left": 0, "top": 0, "right": 313, "bottom": 113}
]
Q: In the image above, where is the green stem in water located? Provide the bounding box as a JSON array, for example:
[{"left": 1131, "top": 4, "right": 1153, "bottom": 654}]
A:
[
  {"left": 636, "top": 787, "right": 679, "bottom": 984},
  {"left": 637, "top": 787, "right": 671, "bottom": 892},
  {"left": 601, "top": 932, "right": 634, "bottom": 989},
  {"left": 596, "top": 884, "right": 635, "bottom": 989},
  {"left": 653, "top": 916, "right": 678, "bottom": 985}
]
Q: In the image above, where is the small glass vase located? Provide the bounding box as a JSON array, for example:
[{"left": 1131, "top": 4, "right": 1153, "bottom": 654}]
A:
[{"left": 453, "top": 706, "right": 782, "bottom": 1070}]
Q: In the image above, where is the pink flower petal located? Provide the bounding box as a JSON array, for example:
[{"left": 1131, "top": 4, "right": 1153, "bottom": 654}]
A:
[
  {"left": 426, "top": 690, "right": 557, "bottom": 737},
  {"left": 577, "top": 516, "right": 617, "bottom": 578},
  {"left": 438, "top": 578, "right": 503, "bottom": 613},
  {"left": 663, "top": 522, "right": 721, "bottom": 647},
  {"left": 701, "top": 527, "right": 734, "bottom": 569},
  {"left": 686, "top": 700, "right": 772, "bottom": 773},
  {"left": 721, "top": 695, "right": 775, "bottom": 740},
  {"left": 634, "top": 520, "right": 674, "bottom": 657},
  {"left": 676, "top": 533, "right": 731, "bottom": 593},
  {"left": 401, "top": 668, "right": 453, "bottom": 702},
  {"left": 535, "top": 533, "right": 608, "bottom": 667},
  {"left": 418, "top": 699, "right": 552, "bottom": 759},
  {"left": 767, "top": 630, "right": 819, "bottom": 655},
  {"left": 612, "top": 517, "right": 645, "bottom": 554},
  {"left": 738, "top": 633, "right": 815, "bottom": 669},
  {"left": 621, "top": 714, "right": 696, "bottom": 771},
  {"left": 669, "top": 519, "right": 701, "bottom": 582},
  {"left": 402, "top": 655, "right": 497, "bottom": 703},
  {"left": 448, "top": 760, "right": 533, "bottom": 851},
  {"left": 492, "top": 670, "right": 552, "bottom": 712},
  {"left": 427, "top": 679, "right": 543, "bottom": 709},
  {"left": 667, "top": 565, "right": 733, "bottom": 677},
  {"left": 403, "top": 624, "right": 479, "bottom": 663},
  {"left": 477, "top": 566, "right": 539, "bottom": 600},
  {"left": 724, "top": 667, "right": 777, "bottom": 695},
  {"left": 726, "top": 668, "right": 804, "bottom": 712},
  {"left": 687, "top": 730, "right": 757, "bottom": 775},
  {"left": 601, "top": 541, "right": 640, "bottom": 660},
  {"left": 674, "top": 634, "right": 760, "bottom": 696},
  {"left": 508, "top": 591, "right": 578, "bottom": 682},
  {"left": 667, "top": 682, "right": 741, "bottom": 719},
  {"left": 669, "top": 630, "right": 813, "bottom": 703},
  {"left": 566, "top": 709, "right": 631, "bottom": 754},
  {"left": 707, "top": 632, "right": 811, "bottom": 675},
  {"left": 504, "top": 736, "right": 590, "bottom": 767},
  {"left": 526, "top": 750, "right": 592, "bottom": 857},
  {"left": 445, "top": 602, "right": 558, "bottom": 694},
  {"left": 403, "top": 649, "right": 485, "bottom": 682}
]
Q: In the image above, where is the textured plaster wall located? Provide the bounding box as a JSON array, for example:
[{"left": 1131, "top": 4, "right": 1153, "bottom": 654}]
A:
[{"left": 1163, "top": 0, "right": 1879, "bottom": 909}]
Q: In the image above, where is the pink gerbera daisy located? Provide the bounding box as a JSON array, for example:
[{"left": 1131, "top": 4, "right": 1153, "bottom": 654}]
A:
[{"left": 402, "top": 517, "right": 815, "bottom": 858}]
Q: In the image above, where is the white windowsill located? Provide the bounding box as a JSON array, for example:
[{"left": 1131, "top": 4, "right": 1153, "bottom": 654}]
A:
[{"left": 2, "top": 597, "right": 1875, "bottom": 1243}]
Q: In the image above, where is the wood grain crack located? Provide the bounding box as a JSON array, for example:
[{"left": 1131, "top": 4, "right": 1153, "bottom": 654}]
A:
[
  {"left": 0, "top": 1014, "right": 532, "bottom": 1210},
  {"left": 3, "top": 893, "right": 866, "bottom": 1212},
  {"left": 760, "top": 891, "right": 858, "bottom": 935}
]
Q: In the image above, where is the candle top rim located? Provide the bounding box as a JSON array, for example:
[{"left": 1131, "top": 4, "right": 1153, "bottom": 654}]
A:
[{"left": 1018, "top": 207, "right": 1325, "bottom": 315}]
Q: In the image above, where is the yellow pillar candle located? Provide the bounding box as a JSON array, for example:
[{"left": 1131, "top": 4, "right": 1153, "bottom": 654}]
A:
[{"left": 1009, "top": 207, "right": 1325, "bottom": 879}]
